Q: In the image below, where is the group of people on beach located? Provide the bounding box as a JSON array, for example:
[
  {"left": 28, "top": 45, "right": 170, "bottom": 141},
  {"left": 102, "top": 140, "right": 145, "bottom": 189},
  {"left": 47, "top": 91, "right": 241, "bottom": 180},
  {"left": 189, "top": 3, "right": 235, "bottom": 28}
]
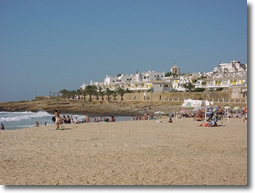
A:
[
  {"left": 53, "top": 110, "right": 116, "bottom": 130},
  {"left": 133, "top": 113, "right": 154, "bottom": 121},
  {"left": 32, "top": 105, "right": 247, "bottom": 130},
  {"left": 187, "top": 105, "right": 247, "bottom": 127}
]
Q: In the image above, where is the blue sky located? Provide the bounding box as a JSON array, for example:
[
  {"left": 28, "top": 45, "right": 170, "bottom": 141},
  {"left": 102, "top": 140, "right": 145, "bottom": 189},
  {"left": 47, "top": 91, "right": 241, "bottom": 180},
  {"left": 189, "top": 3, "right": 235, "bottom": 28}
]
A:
[{"left": 0, "top": 0, "right": 247, "bottom": 102}]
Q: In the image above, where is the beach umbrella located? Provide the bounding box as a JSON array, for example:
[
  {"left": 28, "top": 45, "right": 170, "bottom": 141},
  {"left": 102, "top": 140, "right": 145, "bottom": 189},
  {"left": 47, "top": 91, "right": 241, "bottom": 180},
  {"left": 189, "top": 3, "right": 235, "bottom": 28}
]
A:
[
  {"left": 233, "top": 106, "right": 241, "bottom": 111},
  {"left": 154, "top": 111, "right": 166, "bottom": 115},
  {"left": 154, "top": 111, "right": 166, "bottom": 120},
  {"left": 224, "top": 106, "right": 231, "bottom": 110}
]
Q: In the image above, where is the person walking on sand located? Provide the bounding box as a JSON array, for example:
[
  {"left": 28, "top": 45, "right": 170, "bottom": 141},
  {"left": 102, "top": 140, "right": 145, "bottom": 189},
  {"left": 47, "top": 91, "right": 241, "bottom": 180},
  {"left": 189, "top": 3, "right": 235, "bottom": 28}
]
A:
[{"left": 55, "top": 110, "right": 61, "bottom": 130}]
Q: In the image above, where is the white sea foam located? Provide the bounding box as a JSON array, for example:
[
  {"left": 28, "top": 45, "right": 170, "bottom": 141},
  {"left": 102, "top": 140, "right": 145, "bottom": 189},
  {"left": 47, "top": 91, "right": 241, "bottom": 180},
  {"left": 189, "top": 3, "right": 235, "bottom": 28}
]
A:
[
  {"left": 16, "top": 124, "right": 35, "bottom": 128},
  {"left": 0, "top": 111, "right": 52, "bottom": 122}
]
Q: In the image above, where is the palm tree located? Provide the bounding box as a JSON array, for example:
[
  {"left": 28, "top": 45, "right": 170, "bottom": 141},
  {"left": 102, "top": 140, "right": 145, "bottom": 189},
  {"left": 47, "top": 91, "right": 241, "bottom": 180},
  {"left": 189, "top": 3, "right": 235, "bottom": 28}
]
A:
[
  {"left": 112, "top": 91, "right": 118, "bottom": 100},
  {"left": 116, "top": 86, "right": 126, "bottom": 101},
  {"left": 76, "top": 89, "right": 82, "bottom": 100},
  {"left": 81, "top": 89, "right": 87, "bottom": 100},
  {"left": 105, "top": 88, "right": 113, "bottom": 102},
  {"left": 94, "top": 87, "right": 99, "bottom": 100},
  {"left": 98, "top": 87, "right": 105, "bottom": 100},
  {"left": 85, "top": 85, "right": 97, "bottom": 102},
  {"left": 70, "top": 90, "right": 76, "bottom": 99},
  {"left": 59, "top": 89, "right": 69, "bottom": 99}
]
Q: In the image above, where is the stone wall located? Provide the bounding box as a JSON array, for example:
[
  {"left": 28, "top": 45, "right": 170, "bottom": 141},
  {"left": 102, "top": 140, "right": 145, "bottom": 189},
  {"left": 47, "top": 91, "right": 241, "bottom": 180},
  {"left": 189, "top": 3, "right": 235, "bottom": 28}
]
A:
[
  {"left": 123, "top": 90, "right": 233, "bottom": 102},
  {"left": 231, "top": 87, "right": 246, "bottom": 99}
]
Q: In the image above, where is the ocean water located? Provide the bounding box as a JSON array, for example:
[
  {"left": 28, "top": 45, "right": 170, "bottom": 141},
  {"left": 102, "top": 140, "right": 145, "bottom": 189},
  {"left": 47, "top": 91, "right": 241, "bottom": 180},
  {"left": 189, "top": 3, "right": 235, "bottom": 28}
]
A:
[{"left": 0, "top": 111, "right": 133, "bottom": 130}]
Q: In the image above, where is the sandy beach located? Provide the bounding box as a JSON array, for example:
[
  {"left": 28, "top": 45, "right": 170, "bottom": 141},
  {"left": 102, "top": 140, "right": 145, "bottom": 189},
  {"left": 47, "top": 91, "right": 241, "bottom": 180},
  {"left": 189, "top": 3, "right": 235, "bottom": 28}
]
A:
[{"left": 0, "top": 117, "right": 247, "bottom": 185}]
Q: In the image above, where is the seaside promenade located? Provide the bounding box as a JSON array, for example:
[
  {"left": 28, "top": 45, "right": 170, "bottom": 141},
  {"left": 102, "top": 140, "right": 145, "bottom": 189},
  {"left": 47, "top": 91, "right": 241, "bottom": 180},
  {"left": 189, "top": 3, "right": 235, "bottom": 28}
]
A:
[{"left": 0, "top": 117, "right": 247, "bottom": 185}]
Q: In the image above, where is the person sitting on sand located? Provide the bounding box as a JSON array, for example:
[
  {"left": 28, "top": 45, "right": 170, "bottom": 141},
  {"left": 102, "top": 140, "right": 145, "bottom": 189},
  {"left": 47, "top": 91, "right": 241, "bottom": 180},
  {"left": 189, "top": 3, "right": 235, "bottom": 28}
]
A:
[
  {"left": 63, "top": 115, "right": 67, "bottom": 124},
  {"left": 66, "top": 115, "right": 71, "bottom": 124},
  {"left": 208, "top": 115, "right": 218, "bottom": 127},
  {"left": 110, "top": 116, "right": 115, "bottom": 122}
]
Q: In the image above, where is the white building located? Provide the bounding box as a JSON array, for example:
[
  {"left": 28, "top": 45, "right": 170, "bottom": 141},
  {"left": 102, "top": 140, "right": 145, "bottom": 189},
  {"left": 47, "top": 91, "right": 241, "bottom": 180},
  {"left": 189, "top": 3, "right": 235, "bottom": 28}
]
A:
[
  {"left": 80, "top": 60, "right": 247, "bottom": 93},
  {"left": 103, "top": 70, "right": 165, "bottom": 88},
  {"left": 104, "top": 74, "right": 134, "bottom": 85},
  {"left": 80, "top": 83, "right": 87, "bottom": 90},
  {"left": 136, "top": 71, "right": 165, "bottom": 82},
  {"left": 213, "top": 60, "right": 247, "bottom": 75}
]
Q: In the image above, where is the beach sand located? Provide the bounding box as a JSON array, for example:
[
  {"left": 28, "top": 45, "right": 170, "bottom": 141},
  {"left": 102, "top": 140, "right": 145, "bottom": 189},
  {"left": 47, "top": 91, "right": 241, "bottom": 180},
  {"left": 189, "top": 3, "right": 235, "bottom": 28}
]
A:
[{"left": 0, "top": 117, "right": 247, "bottom": 185}]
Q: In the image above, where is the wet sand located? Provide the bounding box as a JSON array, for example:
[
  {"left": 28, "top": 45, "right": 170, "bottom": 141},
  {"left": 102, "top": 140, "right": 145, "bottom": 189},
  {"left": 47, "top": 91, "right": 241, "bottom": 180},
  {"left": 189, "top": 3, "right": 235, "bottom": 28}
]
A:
[{"left": 0, "top": 117, "right": 247, "bottom": 185}]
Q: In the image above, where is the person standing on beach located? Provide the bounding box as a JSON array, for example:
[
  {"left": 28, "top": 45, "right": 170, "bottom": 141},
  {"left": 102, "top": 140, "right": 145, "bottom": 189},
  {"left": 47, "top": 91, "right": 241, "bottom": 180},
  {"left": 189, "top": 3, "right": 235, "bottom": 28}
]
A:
[
  {"left": 55, "top": 110, "right": 61, "bottom": 130},
  {"left": 169, "top": 115, "right": 173, "bottom": 123},
  {"left": 1, "top": 123, "right": 4, "bottom": 130}
]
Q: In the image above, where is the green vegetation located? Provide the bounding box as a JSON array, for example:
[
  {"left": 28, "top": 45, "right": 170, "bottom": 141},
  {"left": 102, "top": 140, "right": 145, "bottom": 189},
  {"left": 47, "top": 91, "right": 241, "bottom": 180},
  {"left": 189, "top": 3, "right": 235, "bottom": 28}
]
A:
[
  {"left": 85, "top": 85, "right": 97, "bottom": 102},
  {"left": 116, "top": 86, "right": 126, "bottom": 101},
  {"left": 182, "top": 82, "right": 195, "bottom": 92},
  {"left": 193, "top": 88, "right": 206, "bottom": 92},
  {"left": 105, "top": 88, "right": 113, "bottom": 102},
  {"left": 216, "top": 88, "right": 224, "bottom": 91},
  {"left": 165, "top": 72, "right": 178, "bottom": 77},
  {"left": 59, "top": 85, "right": 130, "bottom": 103}
]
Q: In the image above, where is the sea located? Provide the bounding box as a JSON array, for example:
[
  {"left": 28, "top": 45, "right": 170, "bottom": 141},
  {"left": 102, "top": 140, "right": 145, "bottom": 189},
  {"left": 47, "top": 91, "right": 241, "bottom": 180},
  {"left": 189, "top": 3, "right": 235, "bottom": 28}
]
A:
[{"left": 0, "top": 111, "right": 133, "bottom": 130}]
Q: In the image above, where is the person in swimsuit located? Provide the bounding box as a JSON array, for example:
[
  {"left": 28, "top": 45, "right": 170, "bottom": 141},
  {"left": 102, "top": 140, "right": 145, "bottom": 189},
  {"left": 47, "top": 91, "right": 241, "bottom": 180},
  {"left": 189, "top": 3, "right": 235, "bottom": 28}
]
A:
[{"left": 55, "top": 110, "right": 61, "bottom": 130}]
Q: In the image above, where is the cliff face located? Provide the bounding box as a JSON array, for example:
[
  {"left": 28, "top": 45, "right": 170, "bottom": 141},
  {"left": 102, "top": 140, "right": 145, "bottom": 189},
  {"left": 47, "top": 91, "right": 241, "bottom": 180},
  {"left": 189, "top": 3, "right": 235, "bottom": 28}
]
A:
[{"left": 0, "top": 99, "right": 183, "bottom": 116}]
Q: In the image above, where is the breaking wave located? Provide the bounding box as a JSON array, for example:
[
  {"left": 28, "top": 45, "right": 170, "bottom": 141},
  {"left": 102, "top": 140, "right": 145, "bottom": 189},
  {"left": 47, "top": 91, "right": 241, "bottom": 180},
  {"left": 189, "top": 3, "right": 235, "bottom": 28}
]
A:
[{"left": 0, "top": 111, "right": 52, "bottom": 122}]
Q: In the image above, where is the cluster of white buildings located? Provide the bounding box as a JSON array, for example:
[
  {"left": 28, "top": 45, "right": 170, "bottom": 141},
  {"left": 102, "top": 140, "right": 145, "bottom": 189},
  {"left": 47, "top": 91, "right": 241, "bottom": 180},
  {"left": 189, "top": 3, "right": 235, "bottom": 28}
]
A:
[{"left": 80, "top": 60, "right": 247, "bottom": 94}]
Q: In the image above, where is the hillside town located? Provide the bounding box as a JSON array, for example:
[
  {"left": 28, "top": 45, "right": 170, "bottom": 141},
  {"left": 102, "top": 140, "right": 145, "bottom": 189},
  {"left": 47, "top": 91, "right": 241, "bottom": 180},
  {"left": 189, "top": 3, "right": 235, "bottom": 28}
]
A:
[{"left": 80, "top": 60, "right": 247, "bottom": 99}]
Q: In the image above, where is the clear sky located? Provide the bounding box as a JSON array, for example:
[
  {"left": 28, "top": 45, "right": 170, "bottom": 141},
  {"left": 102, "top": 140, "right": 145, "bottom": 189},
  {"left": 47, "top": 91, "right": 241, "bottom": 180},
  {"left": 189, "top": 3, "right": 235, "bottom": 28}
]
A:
[{"left": 0, "top": 0, "right": 247, "bottom": 102}]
